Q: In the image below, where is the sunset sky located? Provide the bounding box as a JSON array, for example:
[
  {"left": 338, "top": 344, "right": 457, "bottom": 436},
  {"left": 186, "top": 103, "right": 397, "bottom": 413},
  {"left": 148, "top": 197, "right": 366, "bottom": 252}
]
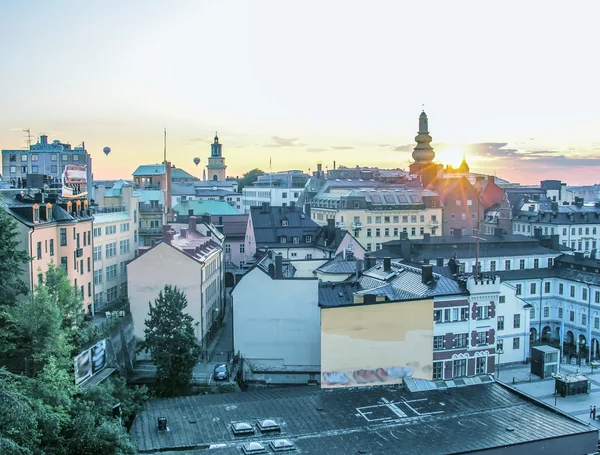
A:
[{"left": 1, "top": 1, "right": 599, "bottom": 185}]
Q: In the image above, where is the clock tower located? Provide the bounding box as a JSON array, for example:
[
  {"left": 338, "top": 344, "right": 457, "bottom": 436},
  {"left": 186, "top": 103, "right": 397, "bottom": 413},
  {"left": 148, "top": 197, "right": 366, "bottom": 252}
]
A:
[{"left": 206, "top": 132, "right": 227, "bottom": 182}]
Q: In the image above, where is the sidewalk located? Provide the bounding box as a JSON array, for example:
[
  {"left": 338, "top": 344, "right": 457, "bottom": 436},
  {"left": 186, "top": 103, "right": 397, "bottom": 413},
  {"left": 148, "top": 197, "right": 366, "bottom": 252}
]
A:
[{"left": 497, "top": 362, "right": 600, "bottom": 430}]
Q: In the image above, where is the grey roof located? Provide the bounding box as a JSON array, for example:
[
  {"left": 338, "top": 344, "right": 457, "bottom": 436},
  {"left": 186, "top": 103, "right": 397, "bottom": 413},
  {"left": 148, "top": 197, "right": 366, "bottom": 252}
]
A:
[
  {"left": 130, "top": 383, "right": 597, "bottom": 455},
  {"left": 319, "top": 260, "right": 466, "bottom": 307},
  {"left": 132, "top": 164, "right": 165, "bottom": 176},
  {"left": 495, "top": 255, "right": 600, "bottom": 286},
  {"left": 513, "top": 202, "right": 600, "bottom": 224},
  {"left": 316, "top": 254, "right": 360, "bottom": 274}
]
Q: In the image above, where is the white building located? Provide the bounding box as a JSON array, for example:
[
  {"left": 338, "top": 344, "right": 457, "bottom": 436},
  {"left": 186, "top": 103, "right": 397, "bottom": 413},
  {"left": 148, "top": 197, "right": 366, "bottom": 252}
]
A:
[
  {"left": 232, "top": 252, "right": 326, "bottom": 383},
  {"left": 242, "top": 187, "right": 304, "bottom": 214},
  {"left": 92, "top": 182, "right": 139, "bottom": 311},
  {"left": 127, "top": 217, "right": 223, "bottom": 356}
]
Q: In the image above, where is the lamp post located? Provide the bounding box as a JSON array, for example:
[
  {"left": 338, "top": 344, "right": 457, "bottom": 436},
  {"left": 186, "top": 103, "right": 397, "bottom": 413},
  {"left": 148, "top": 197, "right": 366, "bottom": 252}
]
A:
[{"left": 496, "top": 349, "right": 504, "bottom": 379}]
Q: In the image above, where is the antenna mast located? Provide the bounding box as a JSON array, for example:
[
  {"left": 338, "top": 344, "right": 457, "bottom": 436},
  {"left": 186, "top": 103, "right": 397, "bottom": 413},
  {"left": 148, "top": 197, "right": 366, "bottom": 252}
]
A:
[
  {"left": 23, "top": 129, "right": 32, "bottom": 148},
  {"left": 163, "top": 128, "right": 167, "bottom": 163}
]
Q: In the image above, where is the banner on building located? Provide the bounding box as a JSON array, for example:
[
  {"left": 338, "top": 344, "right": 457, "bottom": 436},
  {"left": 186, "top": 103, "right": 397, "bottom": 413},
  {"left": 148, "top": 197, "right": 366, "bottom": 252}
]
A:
[
  {"left": 62, "top": 164, "right": 88, "bottom": 198},
  {"left": 74, "top": 339, "right": 108, "bottom": 385}
]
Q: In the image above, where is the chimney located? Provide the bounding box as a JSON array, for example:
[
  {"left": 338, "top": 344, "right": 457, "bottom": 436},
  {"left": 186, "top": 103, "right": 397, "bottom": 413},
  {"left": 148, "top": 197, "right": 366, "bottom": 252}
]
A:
[
  {"left": 574, "top": 251, "right": 584, "bottom": 261},
  {"left": 423, "top": 233, "right": 431, "bottom": 241},
  {"left": 158, "top": 417, "right": 168, "bottom": 431},
  {"left": 551, "top": 201, "right": 559, "bottom": 211},
  {"left": 304, "top": 205, "right": 311, "bottom": 219},
  {"left": 162, "top": 224, "right": 172, "bottom": 236},
  {"left": 454, "top": 229, "right": 462, "bottom": 238},
  {"left": 533, "top": 227, "right": 542, "bottom": 238},
  {"left": 201, "top": 214, "right": 210, "bottom": 225},
  {"left": 550, "top": 234, "right": 560, "bottom": 251},
  {"left": 333, "top": 160, "right": 336, "bottom": 170},
  {"left": 436, "top": 257, "right": 444, "bottom": 267},
  {"left": 188, "top": 209, "right": 194, "bottom": 216},
  {"left": 364, "top": 255, "right": 375, "bottom": 270},
  {"left": 180, "top": 228, "right": 187, "bottom": 238},
  {"left": 448, "top": 257, "right": 458, "bottom": 275},
  {"left": 421, "top": 264, "right": 433, "bottom": 284},
  {"left": 355, "top": 259, "right": 363, "bottom": 281},
  {"left": 40, "top": 135, "right": 48, "bottom": 145},
  {"left": 164, "top": 229, "right": 174, "bottom": 243},
  {"left": 493, "top": 227, "right": 503, "bottom": 237},
  {"left": 261, "top": 201, "right": 269, "bottom": 212},
  {"left": 275, "top": 253, "right": 283, "bottom": 278},
  {"left": 383, "top": 257, "right": 392, "bottom": 271},
  {"left": 327, "top": 218, "right": 335, "bottom": 243},
  {"left": 189, "top": 216, "right": 197, "bottom": 233},
  {"left": 317, "top": 163, "right": 322, "bottom": 175},
  {"left": 399, "top": 231, "right": 408, "bottom": 240},
  {"left": 290, "top": 201, "right": 296, "bottom": 209},
  {"left": 489, "top": 176, "right": 495, "bottom": 183}
]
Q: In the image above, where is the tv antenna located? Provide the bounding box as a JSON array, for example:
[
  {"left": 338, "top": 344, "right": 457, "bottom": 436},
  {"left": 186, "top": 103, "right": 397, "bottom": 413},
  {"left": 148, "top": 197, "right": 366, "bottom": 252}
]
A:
[{"left": 23, "top": 129, "right": 32, "bottom": 148}]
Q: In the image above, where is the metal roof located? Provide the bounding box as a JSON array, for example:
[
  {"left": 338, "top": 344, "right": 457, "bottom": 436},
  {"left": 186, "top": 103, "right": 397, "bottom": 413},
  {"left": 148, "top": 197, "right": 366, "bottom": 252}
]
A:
[
  {"left": 173, "top": 200, "right": 241, "bottom": 216},
  {"left": 130, "top": 382, "right": 597, "bottom": 455},
  {"left": 132, "top": 164, "right": 166, "bottom": 176},
  {"left": 92, "top": 212, "right": 132, "bottom": 224}
]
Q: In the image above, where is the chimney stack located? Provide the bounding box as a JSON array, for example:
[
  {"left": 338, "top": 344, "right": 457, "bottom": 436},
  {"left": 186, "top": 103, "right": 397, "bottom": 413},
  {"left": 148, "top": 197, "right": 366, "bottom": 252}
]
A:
[
  {"left": 189, "top": 216, "right": 197, "bottom": 233},
  {"left": 327, "top": 218, "right": 335, "bottom": 244},
  {"left": 158, "top": 417, "right": 168, "bottom": 431},
  {"left": 364, "top": 255, "right": 375, "bottom": 270},
  {"left": 423, "top": 233, "right": 431, "bottom": 241},
  {"left": 180, "top": 228, "right": 187, "bottom": 238},
  {"left": 421, "top": 264, "right": 433, "bottom": 284},
  {"left": 436, "top": 257, "right": 444, "bottom": 267},
  {"left": 201, "top": 214, "right": 211, "bottom": 225},
  {"left": 383, "top": 257, "right": 392, "bottom": 271},
  {"left": 275, "top": 253, "right": 283, "bottom": 278},
  {"left": 355, "top": 259, "right": 363, "bottom": 281},
  {"left": 188, "top": 209, "right": 194, "bottom": 216}
]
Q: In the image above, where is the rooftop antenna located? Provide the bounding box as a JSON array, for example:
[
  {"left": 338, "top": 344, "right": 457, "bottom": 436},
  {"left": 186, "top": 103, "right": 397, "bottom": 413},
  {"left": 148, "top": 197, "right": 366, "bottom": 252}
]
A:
[
  {"left": 23, "top": 129, "right": 32, "bottom": 148},
  {"left": 163, "top": 127, "right": 167, "bottom": 163}
]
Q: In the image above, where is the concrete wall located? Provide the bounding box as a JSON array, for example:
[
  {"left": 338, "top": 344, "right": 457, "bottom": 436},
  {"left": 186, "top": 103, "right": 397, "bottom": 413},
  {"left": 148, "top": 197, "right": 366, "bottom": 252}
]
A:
[{"left": 232, "top": 267, "right": 321, "bottom": 383}]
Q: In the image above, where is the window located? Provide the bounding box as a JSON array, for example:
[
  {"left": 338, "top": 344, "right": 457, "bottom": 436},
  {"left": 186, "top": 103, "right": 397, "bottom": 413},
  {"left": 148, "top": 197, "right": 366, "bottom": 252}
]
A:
[
  {"left": 596, "top": 291, "right": 600, "bottom": 304},
  {"left": 505, "top": 260, "right": 511, "bottom": 270},
  {"left": 530, "top": 307, "right": 535, "bottom": 319},
  {"left": 497, "top": 316, "right": 504, "bottom": 331},
  {"left": 366, "top": 228, "right": 372, "bottom": 237},
  {"left": 282, "top": 192, "right": 287, "bottom": 198},
  {"left": 543, "top": 307, "right": 549, "bottom": 318},
  {"left": 36, "top": 241, "right": 42, "bottom": 260},
  {"left": 477, "top": 331, "right": 488, "bottom": 346},
  {"left": 384, "top": 228, "right": 389, "bottom": 237},
  {"left": 62, "top": 154, "right": 68, "bottom": 161},
  {"left": 530, "top": 283, "right": 536, "bottom": 294},
  {"left": 411, "top": 227, "right": 416, "bottom": 236},
  {"left": 461, "top": 213, "right": 467, "bottom": 220},
  {"left": 60, "top": 228, "right": 67, "bottom": 246},
  {"left": 106, "top": 286, "right": 118, "bottom": 302},
  {"left": 375, "top": 228, "right": 381, "bottom": 237},
  {"left": 280, "top": 237, "right": 287, "bottom": 244},
  {"left": 513, "top": 314, "right": 521, "bottom": 329},
  {"left": 460, "top": 307, "right": 468, "bottom": 320},
  {"left": 367, "top": 216, "right": 372, "bottom": 224},
  {"left": 455, "top": 333, "right": 468, "bottom": 348},
  {"left": 569, "top": 310, "right": 575, "bottom": 322},
  {"left": 433, "top": 336, "right": 445, "bottom": 350},
  {"left": 451, "top": 214, "right": 456, "bottom": 221},
  {"left": 120, "top": 261, "right": 127, "bottom": 276},
  {"left": 73, "top": 155, "right": 79, "bottom": 162},
  {"left": 433, "top": 362, "right": 443, "bottom": 380},
  {"left": 433, "top": 310, "right": 441, "bottom": 322},
  {"left": 384, "top": 216, "right": 390, "bottom": 223},
  {"left": 375, "top": 216, "right": 382, "bottom": 224},
  {"left": 411, "top": 215, "right": 417, "bottom": 223},
  {"left": 490, "top": 261, "right": 496, "bottom": 272},
  {"left": 93, "top": 246, "right": 102, "bottom": 261},
  {"left": 452, "top": 359, "right": 466, "bottom": 378},
  {"left": 582, "top": 313, "right": 587, "bottom": 326},
  {"left": 105, "top": 225, "right": 116, "bottom": 235},
  {"left": 456, "top": 200, "right": 462, "bottom": 206},
  {"left": 87, "top": 257, "right": 91, "bottom": 272},
  {"left": 497, "top": 339, "right": 504, "bottom": 351},
  {"left": 533, "top": 258, "right": 539, "bottom": 268},
  {"left": 519, "top": 259, "right": 525, "bottom": 270},
  {"left": 366, "top": 243, "right": 372, "bottom": 251},
  {"left": 402, "top": 216, "right": 408, "bottom": 223},
  {"left": 105, "top": 242, "right": 116, "bottom": 258},
  {"left": 393, "top": 227, "right": 398, "bottom": 236},
  {"left": 119, "top": 239, "right": 130, "bottom": 254},
  {"left": 499, "top": 295, "right": 506, "bottom": 304},
  {"left": 94, "top": 269, "right": 103, "bottom": 285},
  {"left": 60, "top": 256, "right": 67, "bottom": 272},
  {"left": 88, "top": 282, "right": 91, "bottom": 297},
  {"left": 120, "top": 223, "right": 130, "bottom": 232},
  {"left": 596, "top": 317, "right": 600, "bottom": 330},
  {"left": 475, "top": 357, "right": 486, "bottom": 375},
  {"left": 305, "top": 254, "right": 312, "bottom": 259},
  {"left": 93, "top": 227, "right": 101, "bottom": 237},
  {"left": 305, "top": 235, "right": 312, "bottom": 243},
  {"left": 516, "top": 284, "right": 522, "bottom": 296},
  {"left": 239, "top": 243, "right": 245, "bottom": 254},
  {"left": 559, "top": 283, "right": 564, "bottom": 295},
  {"left": 559, "top": 307, "right": 563, "bottom": 319},
  {"left": 513, "top": 338, "right": 520, "bottom": 349},
  {"left": 49, "top": 239, "right": 54, "bottom": 256},
  {"left": 570, "top": 286, "right": 575, "bottom": 298},
  {"left": 583, "top": 288, "right": 588, "bottom": 301},
  {"left": 451, "top": 308, "right": 459, "bottom": 321},
  {"left": 544, "top": 282, "right": 550, "bottom": 293},
  {"left": 443, "top": 309, "right": 451, "bottom": 321},
  {"left": 292, "top": 237, "right": 299, "bottom": 244},
  {"left": 106, "top": 264, "right": 118, "bottom": 281},
  {"left": 393, "top": 216, "right": 399, "bottom": 223}
]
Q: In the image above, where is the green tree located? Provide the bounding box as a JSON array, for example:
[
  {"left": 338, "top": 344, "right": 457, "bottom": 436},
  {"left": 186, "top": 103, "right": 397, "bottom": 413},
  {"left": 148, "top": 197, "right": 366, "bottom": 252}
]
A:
[
  {"left": 44, "top": 263, "right": 85, "bottom": 331},
  {"left": 237, "top": 168, "right": 264, "bottom": 192},
  {"left": 0, "top": 207, "right": 31, "bottom": 306},
  {"left": 139, "top": 285, "right": 200, "bottom": 396}
]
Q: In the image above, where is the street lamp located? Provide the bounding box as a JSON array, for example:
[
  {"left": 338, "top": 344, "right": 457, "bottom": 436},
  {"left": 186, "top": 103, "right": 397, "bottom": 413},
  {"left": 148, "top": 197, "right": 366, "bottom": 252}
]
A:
[{"left": 497, "top": 349, "right": 504, "bottom": 379}]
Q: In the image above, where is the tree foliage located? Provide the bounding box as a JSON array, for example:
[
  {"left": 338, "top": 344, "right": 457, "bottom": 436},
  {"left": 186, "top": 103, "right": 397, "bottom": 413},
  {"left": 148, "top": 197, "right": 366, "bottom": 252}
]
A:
[
  {"left": 139, "top": 285, "right": 200, "bottom": 396},
  {"left": 237, "top": 168, "right": 264, "bottom": 192},
  {"left": 0, "top": 207, "right": 31, "bottom": 307}
]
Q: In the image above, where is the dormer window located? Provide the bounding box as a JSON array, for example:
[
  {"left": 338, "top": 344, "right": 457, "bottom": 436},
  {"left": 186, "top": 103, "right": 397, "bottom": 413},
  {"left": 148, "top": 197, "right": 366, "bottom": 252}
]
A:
[
  {"left": 305, "top": 235, "right": 312, "bottom": 243},
  {"left": 32, "top": 204, "right": 40, "bottom": 223},
  {"left": 293, "top": 237, "right": 299, "bottom": 244},
  {"left": 46, "top": 203, "right": 53, "bottom": 221},
  {"left": 281, "top": 219, "right": 289, "bottom": 226},
  {"left": 280, "top": 236, "right": 287, "bottom": 244}
]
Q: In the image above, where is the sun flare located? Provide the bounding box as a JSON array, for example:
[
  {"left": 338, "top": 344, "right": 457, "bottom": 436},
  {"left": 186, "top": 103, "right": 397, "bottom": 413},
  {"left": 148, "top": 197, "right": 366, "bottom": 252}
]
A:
[{"left": 438, "top": 147, "right": 465, "bottom": 168}]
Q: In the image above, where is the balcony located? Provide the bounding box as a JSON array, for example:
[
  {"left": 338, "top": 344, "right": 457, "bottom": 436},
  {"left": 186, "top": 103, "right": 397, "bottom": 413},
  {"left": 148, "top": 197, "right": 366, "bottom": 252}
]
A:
[
  {"left": 90, "top": 204, "right": 125, "bottom": 214},
  {"left": 139, "top": 203, "right": 163, "bottom": 213},
  {"left": 352, "top": 221, "right": 363, "bottom": 229},
  {"left": 139, "top": 227, "right": 162, "bottom": 235},
  {"left": 430, "top": 220, "right": 440, "bottom": 227}
]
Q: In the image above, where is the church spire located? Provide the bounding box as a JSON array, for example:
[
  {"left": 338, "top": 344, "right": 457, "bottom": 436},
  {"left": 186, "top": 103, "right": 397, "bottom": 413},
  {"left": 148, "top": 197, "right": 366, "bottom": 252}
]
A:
[{"left": 412, "top": 110, "right": 435, "bottom": 164}]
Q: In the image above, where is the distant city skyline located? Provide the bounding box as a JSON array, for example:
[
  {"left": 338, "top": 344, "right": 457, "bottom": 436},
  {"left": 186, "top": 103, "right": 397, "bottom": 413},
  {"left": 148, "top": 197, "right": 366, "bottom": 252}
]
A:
[{"left": 1, "top": 1, "right": 599, "bottom": 185}]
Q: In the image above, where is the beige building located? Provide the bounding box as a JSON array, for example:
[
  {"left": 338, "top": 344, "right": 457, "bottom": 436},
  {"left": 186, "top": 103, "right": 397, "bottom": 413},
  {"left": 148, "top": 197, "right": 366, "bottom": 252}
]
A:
[
  {"left": 0, "top": 189, "right": 94, "bottom": 312},
  {"left": 91, "top": 181, "right": 139, "bottom": 312},
  {"left": 306, "top": 189, "right": 442, "bottom": 252},
  {"left": 127, "top": 217, "right": 223, "bottom": 356}
]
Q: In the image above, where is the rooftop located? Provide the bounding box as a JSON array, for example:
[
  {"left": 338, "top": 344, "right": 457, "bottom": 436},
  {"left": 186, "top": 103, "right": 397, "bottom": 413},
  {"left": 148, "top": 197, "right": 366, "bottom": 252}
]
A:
[
  {"left": 130, "top": 382, "right": 597, "bottom": 455},
  {"left": 133, "top": 164, "right": 166, "bottom": 176},
  {"left": 173, "top": 199, "right": 241, "bottom": 216},
  {"left": 92, "top": 211, "right": 131, "bottom": 224}
]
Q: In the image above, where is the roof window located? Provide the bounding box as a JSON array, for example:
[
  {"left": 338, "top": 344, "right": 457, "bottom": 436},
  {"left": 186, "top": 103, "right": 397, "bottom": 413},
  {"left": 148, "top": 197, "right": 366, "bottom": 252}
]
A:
[
  {"left": 281, "top": 219, "right": 289, "bottom": 226},
  {"left": 257, "top": 419, "right": 281, "bottom": 433},
  {"left": 231, "top": 422, "right": 255, "bottom": 436},
  {"left": 270, "top": 439, "right": 296, "bottom": 452},
  {"left": 242, "top": 442, "right": 267, "bottom": 454}
]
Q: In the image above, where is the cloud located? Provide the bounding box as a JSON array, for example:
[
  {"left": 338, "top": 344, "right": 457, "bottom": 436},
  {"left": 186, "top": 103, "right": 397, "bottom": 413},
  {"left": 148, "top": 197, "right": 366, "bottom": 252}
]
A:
[
  {"left": 463, "top": 142, "right": 519, "bottom": 158},
  {"left": 391, "top": 144, "right": 414, "bottom": 152},
  {"left": 189, "top": 137, "right": 211, "bottom": 143},
  {"left": 306, "top": 147, "right": 328, "bottom": 153},
  {"left": 377, "top": 144, "right": 393, "bottom": 148},
  {"left": 331, "top": 146, "right": 354, "bottom": 150},
  {"left": 263, "top": 136, "right": 306, "bottom": 147}
]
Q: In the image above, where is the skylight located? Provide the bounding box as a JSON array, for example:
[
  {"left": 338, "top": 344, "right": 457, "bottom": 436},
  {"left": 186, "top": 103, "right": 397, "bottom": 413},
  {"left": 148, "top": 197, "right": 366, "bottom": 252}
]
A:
[
  {"left": 257, "top": 419, "right": 281, "bottom": 433},
  {"left": 231, "top": 422, "right": 255, "bottom": 435},
  {"left": 270, "top": 439, "right": 296, "bottom": 452},
  {"left": 242, "top": 441, "right": 267, "bottom": 454}
]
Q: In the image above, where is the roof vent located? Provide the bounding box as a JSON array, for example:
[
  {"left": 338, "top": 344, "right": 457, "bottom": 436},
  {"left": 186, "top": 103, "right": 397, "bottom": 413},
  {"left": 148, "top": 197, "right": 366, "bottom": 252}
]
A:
[
  {"left": 270, "top": 439, "right": 296, "bottom": 452},
  {"left": 242, "top": 442, "right": 267, "bottom": 454},
  {"left": 157, "top": 417, "right": 168, "bottom": 431},
  {"left": 257, "top": 419, "right": 281, "bottom": 433},
  {"left": 232, "top": 422, "right": 255, "bottom": 436}
]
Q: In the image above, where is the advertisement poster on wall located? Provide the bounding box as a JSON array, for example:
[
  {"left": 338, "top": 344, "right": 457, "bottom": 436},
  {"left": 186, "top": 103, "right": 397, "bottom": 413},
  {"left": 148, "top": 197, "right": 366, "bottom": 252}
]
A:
[
  {"left": 91, "top": 339, "right": 107, "bottom": 375},
  {"left": 74, "top": 339, "right": 108, "bottom": 385},
  {"left": 320, "top": 299, "right": 433, "bottom": 388}
]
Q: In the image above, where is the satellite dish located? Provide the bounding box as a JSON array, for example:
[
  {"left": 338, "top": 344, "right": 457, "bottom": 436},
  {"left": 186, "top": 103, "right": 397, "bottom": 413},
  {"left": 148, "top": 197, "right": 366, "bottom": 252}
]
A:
[
  {"left": 103, "top": 147, "right": 111, "bottom": 156},
  {"left": 193, "top": 157, "right": 200, "bottom": 166}
]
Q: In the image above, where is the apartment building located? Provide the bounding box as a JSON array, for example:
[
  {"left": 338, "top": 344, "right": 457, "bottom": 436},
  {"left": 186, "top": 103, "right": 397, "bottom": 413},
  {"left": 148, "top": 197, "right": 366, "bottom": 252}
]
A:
[
  {"left": 305, "top": 188, "right": 442, "bottom": 251},
  {"left": 128, "top": 217, "right": 223, "bottom": 356},
  {"left": 241, "top": 171, "right": 308, "bottom": 213},
  {"left": 171, "top": 182, "right": 242, "bottom": 212},
  {"left": 91, "top": 181, "right": 138, "bottom": 311},
  {"left": 0, "top": 189, "right": 94, "bottom": 311}
]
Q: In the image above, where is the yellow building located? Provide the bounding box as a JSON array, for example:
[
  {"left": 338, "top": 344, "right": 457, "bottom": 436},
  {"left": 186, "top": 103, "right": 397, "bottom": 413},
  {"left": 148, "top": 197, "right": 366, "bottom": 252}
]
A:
[{"left": 0, "top": 189, "right": 94, "bottom": 312}]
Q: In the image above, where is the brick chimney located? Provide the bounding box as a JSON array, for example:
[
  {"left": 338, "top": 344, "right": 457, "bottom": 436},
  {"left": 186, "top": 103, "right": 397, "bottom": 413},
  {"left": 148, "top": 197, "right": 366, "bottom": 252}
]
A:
[{"left": 189, "top": 216, "right": 197, "bottom": 233}]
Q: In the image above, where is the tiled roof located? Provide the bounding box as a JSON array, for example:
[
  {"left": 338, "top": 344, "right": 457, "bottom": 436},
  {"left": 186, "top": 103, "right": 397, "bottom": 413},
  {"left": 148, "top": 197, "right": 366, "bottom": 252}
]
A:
[
  {"left": 130, "top": 383, "right": 596, "bottom": 455},
  {"left": 173, "top": 200, "right": 240, "bottom": 216},
  {"left": 132, "top": 164, "right": 165, "bottom": 176}
]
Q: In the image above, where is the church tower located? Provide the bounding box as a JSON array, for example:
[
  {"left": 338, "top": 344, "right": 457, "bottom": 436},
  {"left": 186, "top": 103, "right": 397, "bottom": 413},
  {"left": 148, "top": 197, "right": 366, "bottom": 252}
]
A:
[
  {"left": 206, "top": 132, "right": 227, "bottom": 181},
  {"left": 409, "top": 111, "right": 442, "bottom": 186}
]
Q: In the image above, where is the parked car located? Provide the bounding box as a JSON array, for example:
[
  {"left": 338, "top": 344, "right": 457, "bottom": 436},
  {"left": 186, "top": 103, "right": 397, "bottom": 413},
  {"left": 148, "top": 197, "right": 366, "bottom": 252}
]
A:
[{"left": 213, "top": 364, "right": 229, "bottom": 381}]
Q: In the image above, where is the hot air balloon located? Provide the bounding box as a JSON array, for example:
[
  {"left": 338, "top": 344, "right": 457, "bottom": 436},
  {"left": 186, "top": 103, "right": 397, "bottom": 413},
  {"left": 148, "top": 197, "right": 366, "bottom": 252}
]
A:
[
  {"left": 103, "top": 147, "right": 111, "bottom": 156},
  {"left": 193, "top": 157, "right": 200, "bottom": 166}
]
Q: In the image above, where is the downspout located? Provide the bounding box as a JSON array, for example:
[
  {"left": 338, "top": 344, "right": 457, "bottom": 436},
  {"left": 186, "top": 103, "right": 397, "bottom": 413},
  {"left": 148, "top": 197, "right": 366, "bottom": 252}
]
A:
[
  {"left": 588, "top": 284, "right": 592, "bottom": 364},
  {"left": 539, "top": 278, "right": 543, "bottom": 342},
  {"left": 29, "top": 225, "right": 35, "bottom": 290},
  {"left": 200, "top": 264, "right": 205, "bottom": 361}
]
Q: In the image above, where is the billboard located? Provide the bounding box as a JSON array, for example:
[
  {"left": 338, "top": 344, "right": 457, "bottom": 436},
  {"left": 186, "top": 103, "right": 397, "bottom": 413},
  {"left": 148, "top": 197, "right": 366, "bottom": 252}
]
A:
[
  {"left": 74, "top": 339, "right": 108, "bottom": 385},
  {"left": 61, "top": 164, "right": 88, "bottom": 198},
  {"left": 320, "top": 299, "right": 433, "bottom": 388}
]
